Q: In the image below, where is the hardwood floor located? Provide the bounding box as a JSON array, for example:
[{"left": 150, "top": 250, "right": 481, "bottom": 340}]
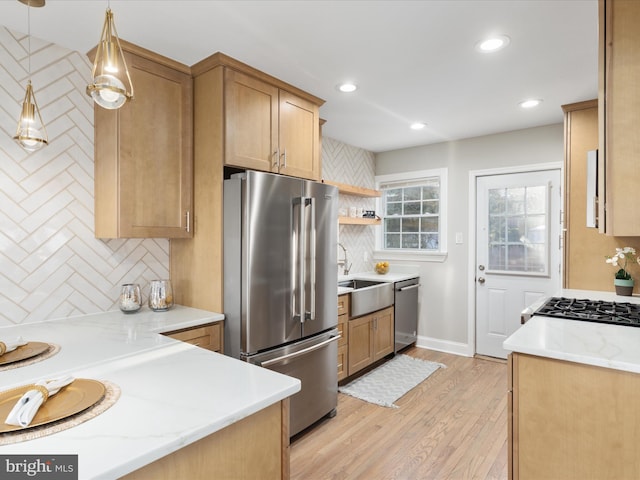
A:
[{"left": 290, "top": 347, "right": 508, "bottom": 480}]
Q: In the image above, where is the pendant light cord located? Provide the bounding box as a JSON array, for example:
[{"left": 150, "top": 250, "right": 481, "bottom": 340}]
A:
[{"left": 27, "top": 1, "right": 31, "bottom": 77}]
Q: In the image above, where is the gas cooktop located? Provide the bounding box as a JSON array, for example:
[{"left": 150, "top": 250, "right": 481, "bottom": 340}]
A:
[{"left": 535, "top": 297, "right": 640, "bottom": 327}]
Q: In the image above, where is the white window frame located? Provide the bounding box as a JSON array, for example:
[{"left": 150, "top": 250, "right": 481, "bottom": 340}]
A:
[{"left": 374, "top": 168, "right": 448, "bottom": 263}]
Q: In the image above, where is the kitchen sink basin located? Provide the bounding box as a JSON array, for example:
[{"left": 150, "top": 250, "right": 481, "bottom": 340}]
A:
[{"left": 338, "top": 279, "right": 394, "bottom": 317}]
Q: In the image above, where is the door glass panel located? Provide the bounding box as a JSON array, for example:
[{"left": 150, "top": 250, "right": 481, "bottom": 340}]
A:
[{"left": 487, "top": 184, "right": 549, "bottom": 275}]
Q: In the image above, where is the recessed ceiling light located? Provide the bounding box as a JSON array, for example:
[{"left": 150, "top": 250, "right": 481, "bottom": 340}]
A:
[
  {"left": 337, "top": 83, "right": 357, "bottom": 93},
  {"left": 475, "top": 35, "right": 511, "bottom": 53},
  {"left": 410, "top": 122, "right": 426, "bottom": 130},
  {"left": 519, "top": 99, "right": 543, "bottom": 109}
]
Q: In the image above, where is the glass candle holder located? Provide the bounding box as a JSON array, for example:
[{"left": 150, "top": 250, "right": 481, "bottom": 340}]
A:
[
  {"left": 148, "top": 279, "right": 174, "bottom": 311},
  {"left": 119, "top": 283, "right": 141, "bottom": 313}
]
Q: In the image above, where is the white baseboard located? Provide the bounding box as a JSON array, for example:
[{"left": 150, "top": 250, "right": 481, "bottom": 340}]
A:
[{"left": 415, "top": 335, "right": 473, "bottom": 357}]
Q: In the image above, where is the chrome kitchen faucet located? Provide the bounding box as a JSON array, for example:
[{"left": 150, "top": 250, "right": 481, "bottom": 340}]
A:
[{"left": 338, "top": 242, "right": 352, "bottom": 275}]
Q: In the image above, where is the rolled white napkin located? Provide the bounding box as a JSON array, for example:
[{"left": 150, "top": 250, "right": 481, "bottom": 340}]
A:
[
  {"left": 4, "top": 375, "right": 75, "bottom": 427},
  {"left": 0, "top": 336, "right": 27, "bottom": 356}
]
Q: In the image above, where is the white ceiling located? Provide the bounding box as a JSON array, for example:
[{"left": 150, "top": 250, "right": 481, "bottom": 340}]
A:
[{"left": 1, "top": 0, "right": 598, "bottom": 153}]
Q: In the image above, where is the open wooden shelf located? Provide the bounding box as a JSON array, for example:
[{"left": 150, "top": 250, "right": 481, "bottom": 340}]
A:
[
  {"left": 338, "top": 216, "right": 381, "bottom": 225},
  {"left": 323, "top": 180, "right": 381, "bottom": 198}
]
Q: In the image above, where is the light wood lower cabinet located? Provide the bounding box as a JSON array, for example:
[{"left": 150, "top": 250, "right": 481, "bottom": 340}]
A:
[
  {"left": 162, "top": 322, "right": 223, "bottom": 353},
  {"left": 347, "top": 306, "right": 394, "bottom": 376},
  {"left": 122, "top": 400, "right": 289, "bottom": 480},
  {"left": 509, "top": 352, "right": 640, "bottom": 479},
  {"left": 337, "top": 294, "right": 349, "bottom": 381}
]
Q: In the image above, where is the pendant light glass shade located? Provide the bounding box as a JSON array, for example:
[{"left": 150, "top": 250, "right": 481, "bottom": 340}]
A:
[
  {"left": 14, "top": 80, "right": 48, "bottom": 151},
  {"left": 86, "top": 8, "right": 133, "bottom": 109},
  {"left": 14, "top": 0, "right": 48, "bottom": 152}
]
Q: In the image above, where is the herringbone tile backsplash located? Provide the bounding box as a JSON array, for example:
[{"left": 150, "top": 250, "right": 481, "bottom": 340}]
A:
[
  {"left": 322, "top": 138, "right": 376, "bottom": 274},
  {"left": 0, "top": 27, "right": 376, "bottom": 326},
  {"left": 0, "top": 27, "right": 169, "bottom": 326}
]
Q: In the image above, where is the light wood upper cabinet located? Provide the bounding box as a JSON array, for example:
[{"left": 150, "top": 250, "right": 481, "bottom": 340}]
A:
[
  {"left": 225, "top": 70, "right": 278, "bottom": 172},
  {"left": 92, "top": 40, "right": 193, "bottom": 239},
  {"left": 170, "top": 53, "right": 324, "bottom": 313},
  {"left": 278, "top": 90, "right": 320, "bottom": 180},
  {"left": 598, "top": 0, "right": 640, "bottom": 235},
  {"left": 561, "top": 100, "right": 638, "bottom": 293},
  {"left": 224, "top": 69, "right": 321, "bottom": 180}
]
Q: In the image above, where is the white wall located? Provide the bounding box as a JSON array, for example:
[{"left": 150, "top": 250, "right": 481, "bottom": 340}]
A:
[
  {"left": 375, "top": 124, "right": 564, "bottom": 355},
  {"left": 0, "top": 27, "right": 169, "bottom": 326}
]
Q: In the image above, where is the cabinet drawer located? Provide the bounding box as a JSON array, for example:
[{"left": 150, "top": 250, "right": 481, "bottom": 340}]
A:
[
  {"left": 338, "top": 294, "right": 350, "bottom": 317},
  {"left": 163, "top": 322, "right": 223, "bottom": 353},
  {"left": 337, "top": 313, "right": 348, "bottom": 348},
  {"left": 337, "top": 345, "right": 348, "bottom": 382}
]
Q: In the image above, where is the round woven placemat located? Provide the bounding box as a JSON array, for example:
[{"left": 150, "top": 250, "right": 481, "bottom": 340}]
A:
[
  {"left": 0, "top": 380, "right": 121, "bottom": 445},
  {"left": 0, "top": 343, "right": 61, "bottom": 372}
]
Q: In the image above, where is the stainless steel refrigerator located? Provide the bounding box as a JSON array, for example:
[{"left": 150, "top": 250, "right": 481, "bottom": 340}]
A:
[{"left": 223, "top": 170, "right": 339, "bottom": 436}]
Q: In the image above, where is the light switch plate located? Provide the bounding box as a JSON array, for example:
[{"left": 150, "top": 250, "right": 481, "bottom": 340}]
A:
[{"left": 455, "top": 232, "right": 463, "bottom": 244}]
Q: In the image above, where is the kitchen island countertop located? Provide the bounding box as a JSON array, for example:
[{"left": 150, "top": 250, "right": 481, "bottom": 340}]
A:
[
  {"left": 0, "top": 306, "right": 300, "bottom": 479},
  {"left": 503, "top": 288, "right": 640, "bottom": 374}
]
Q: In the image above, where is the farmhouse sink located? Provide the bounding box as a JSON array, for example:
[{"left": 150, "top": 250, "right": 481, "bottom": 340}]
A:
[{"left": 338, "top": 279, "right": 394, "bottom": 317}]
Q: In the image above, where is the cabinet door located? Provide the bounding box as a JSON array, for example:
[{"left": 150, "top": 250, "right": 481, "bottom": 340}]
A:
[
  {"left": 599, "top": 0, "right": 640, "bottom": 235},
  {"left": 337, "top": 313, "right": 348, "bottom": 380},
  {"left": 337, "top": 314, "right": 348, "bottom": 348},
  {"left": 94, "top": 48, "right": 193, "bottom": 238},
  {"left": 348, "top": 314, "right": 374, "bottom": 375},
  {"left": 337, "top": 345, "right": 348, "bottom": 382},
  {"left": 163, "top": 322, "right": 223, "bottom": 353},
  {"left": 224, "top": 69, "right": 279, "bottom": 172},
  {"left": 512, "top": 353, "right": 640, "bottom": 479},
  {"left": 372, "top": 307, "right": 394, "bottom": 361},
  {"left": 278, "top": 90, "right": 320, "bottom": 180}
]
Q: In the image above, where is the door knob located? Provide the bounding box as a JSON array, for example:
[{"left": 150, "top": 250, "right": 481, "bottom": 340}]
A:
[{"left": 478, "top": 277, "right": 485, "bottom": 284}]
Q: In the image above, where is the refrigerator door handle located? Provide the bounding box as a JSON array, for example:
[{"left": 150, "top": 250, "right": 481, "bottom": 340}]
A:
[
  {"left": 259, "top": 334, "right": 340, "bottom": 367},
  {"left": 293, "top": 197, "right": 307, "bottom": 323},
  {"left": 299, "top": 197, "right": 307, "bottom": 324},
  {"left": 307, "top": 197, "right": 316, "bottom": 322}
]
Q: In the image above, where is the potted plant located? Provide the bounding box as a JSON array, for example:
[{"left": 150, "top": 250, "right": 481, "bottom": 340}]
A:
[{"left": 605, "top": 247, "right": 639, "bottom": 296}]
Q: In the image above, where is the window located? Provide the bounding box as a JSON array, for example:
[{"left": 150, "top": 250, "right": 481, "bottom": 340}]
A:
[
  {"left": 375, "top": 169, "right": 447, "bottom": 260},
  {"left": 487, "top": 184, "right": 549, "bottom": 274}
]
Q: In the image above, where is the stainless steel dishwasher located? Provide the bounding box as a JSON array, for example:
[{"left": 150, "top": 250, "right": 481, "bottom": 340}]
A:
[{"left": 394, "top": 277, "right": 420, "bottom": 353}]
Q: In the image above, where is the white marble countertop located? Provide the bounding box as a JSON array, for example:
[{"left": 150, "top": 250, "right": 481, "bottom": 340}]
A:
[
  {"left": 0, "top": 306, "right": 301, "bottom": 479},
  {"left": 503, "top": 289, "right": 640, "bottom": 374},
  {"left": 337, "top": 272, "right": 420, "bottom": 294}
]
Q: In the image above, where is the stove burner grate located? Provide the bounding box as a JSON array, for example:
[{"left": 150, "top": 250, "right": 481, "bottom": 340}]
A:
[{"left": 535, "top": 297, "right": 640, "bottom": 327}]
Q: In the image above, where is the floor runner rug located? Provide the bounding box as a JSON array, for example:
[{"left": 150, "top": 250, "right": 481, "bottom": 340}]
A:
[{"left": 338, "top": 354, "right": 445, "bottom": 408}]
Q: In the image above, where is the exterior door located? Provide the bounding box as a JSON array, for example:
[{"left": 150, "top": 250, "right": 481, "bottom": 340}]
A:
[{"left": 476, "top": 170, "right": 561, "bottom": 358}]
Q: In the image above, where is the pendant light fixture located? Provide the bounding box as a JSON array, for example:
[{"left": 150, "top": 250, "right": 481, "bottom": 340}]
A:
[
  {"left": 86, "top": 4, "right": 133, "bottom": 109},
  {"left": 14, "top": 0, "right": 48, "bottom": 152}
]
